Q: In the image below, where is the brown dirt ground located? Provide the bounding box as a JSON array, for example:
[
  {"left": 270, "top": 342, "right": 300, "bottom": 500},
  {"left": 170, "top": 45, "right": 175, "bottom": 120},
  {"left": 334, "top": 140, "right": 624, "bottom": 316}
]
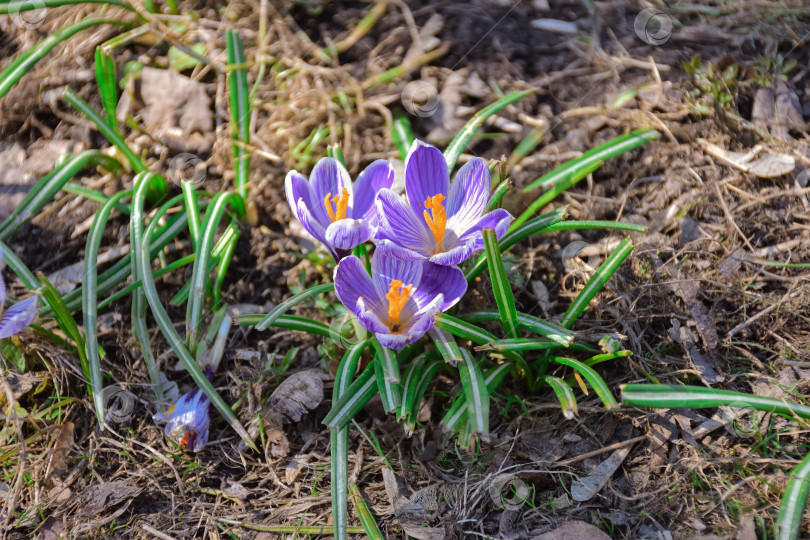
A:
[{"left": 1, "top": 0, "right": 810, "bottom": 538}]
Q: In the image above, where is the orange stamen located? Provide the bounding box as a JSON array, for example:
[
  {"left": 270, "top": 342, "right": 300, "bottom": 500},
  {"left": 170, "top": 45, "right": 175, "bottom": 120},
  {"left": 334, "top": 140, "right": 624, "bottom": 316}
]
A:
[
  {"left": 323, "top": 187, "right": 350, "bottom": 222},
  {"left": 423, "top": 194, "right": 446, "bottom": 247},
  {"left": 385, "top": 279, "right": 412, "bottom": 333},
  {"left": 180, "top": 429, "right": 197, "bottom": 450}
]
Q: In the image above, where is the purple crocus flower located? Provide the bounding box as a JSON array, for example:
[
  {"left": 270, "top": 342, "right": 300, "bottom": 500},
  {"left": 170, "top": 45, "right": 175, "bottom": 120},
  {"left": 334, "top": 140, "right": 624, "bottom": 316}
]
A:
[
  {"left": 374, "top": 140, "right": 513, "bottom": 266},
  {"left": 334, "top": 249, "right": 467, "bottom": 350},
  {"left": 0, "top": 247, "right": 38, "bottom": 339},
  {"left": 154, "top": 370, "right": 213, "bottom": 452},
  {"left": 286, "top": 157, "right": 395, "bottom": 261}
]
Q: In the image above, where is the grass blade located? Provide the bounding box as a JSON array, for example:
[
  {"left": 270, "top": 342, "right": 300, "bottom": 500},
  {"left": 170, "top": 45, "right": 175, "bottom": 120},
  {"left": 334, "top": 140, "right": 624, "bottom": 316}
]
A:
[
  {"left": 132, "top": 172, "right": 257, "bottom": 451},
  {"left": 323, "top": 363, "right": 377, "bottom": 429},
  {"left": 443, "top": 89, "right": 533, "bottom": 172},
  {"left": 371, "top": 340, "right": 401, "bottom": 412},
  {"left": 542, "top": 375, "right": 577, "bottom": 419},
  {"left": 94, "top": 46, "right": 118, "bottom": 131},
  {"left": 551, "top": 356, "right": 617, "bottom": 409},
  {"left": 63, "top": 88, "right": 151, "bottom": 176},
  {"left": 0, "top": 241, "right": 41, "bottom": 292},
  {"left": 560, "top": 237, "right": 633, "bottom": 329},
  {"left": 776, "top": 451, "right": 810, "bottom": 540},
  {"left": 429, "top": 326, "right": 463, "bottom": 366},
  {"left": 54, "top": 211, "right": 189, "bottom": 315},
  {"left": 486, "top": 176, "right": 511, "bottom": 212},
  {"left": 434, "top": 313, "right": 496, "bottom": 345},
  {"left": 523, "top": 128, "right": 658, "bottom": 193},
  {"left": 181, "top": 180, "right": 201, "bottom": 251},
  {"left": 84, "top": 190, "right": 132, "bottom": 425},
  {"left": 540, "top": 221, "right": 647, "bottom": 234},
  {"left": 169, "top": 222, "right": 237, "bottom": 307},
  {"left": 482, "top": 229, "right": 519, "bottom": 339},
  {"left": 458, "top": 349, "right": 489, "bottom": 435},
  {"left": 349, "top": 484, "right": 385, "bottom": 540},
  {"left": 0, "top": 0, "right": 132, "bottom": 12},
  {"left": 391, "top": 109, "right": 414, "bottom": 160},
  {"left": 226, "top": 29, "right": 250, "bottom": 201},
  {"left": 511, "top": 159, "right": 602, "bottom": 230},
  {"left": 478, "top": 338, "right": 577, "bottom": 353},
  {"left": 256, "top": 283, "right": 335, "bottom": 330},
  {"left": 236, "top": 314, "right": 332, "bottom": 337},
  {"left": 213, "top": 227, "right": 239, "bottom": 310},
  {"left": 465, "top": 206, "right": 568, "bottom": 281},
  {"left": 0, "top": 18, "right": 130, "bottom": 99},
  {"left": 441, "top": 362, "right": 512, "bottom": 434},
  {"left": 620, "top": 384, "right": 810, "bottom": 420},
  {"left": 186, "top": 192, "right": 245, "bottom": 352},
  {"left": 127, "top": 188, "right": 167, "bottom": 415},
  {"left": 331, "top": 340, "right": 367, "bottom": 540},
  {"left": 0, "top": 151, "right": 120, "bottom": 241},
  {"left": 459, "top": 309, "right": 574, "bottom": 345}
]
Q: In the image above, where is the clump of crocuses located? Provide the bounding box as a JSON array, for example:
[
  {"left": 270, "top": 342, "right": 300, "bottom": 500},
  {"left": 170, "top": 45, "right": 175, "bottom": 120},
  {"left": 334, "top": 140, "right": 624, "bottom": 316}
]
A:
[
  {"left": 0, "top": 247, "right": 38, "bottom": 339},
  {"left": 285, "top": 140, "right": 513, "bottom": 348}
]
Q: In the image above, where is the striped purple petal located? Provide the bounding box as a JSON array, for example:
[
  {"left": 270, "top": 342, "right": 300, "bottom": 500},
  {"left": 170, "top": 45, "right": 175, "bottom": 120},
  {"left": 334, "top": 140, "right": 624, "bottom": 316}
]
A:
[
  {"left": 325, "top": 219, "right": 374, "bottom": 251},
  {"left": 356, "top": 296, "right": 390, "bottom": 335},
  {"left": 375, "top": 189, "right": 433, "bottom": 257},
  {"left": 376, "top": 332, "right": 411, "bottom": 350},
  {"left": 161, "top": 388, "right": 211, "bottom": 452},
  {"left": 310, "top": 158, "right": 352, "bottom": 219},
  {"left": 459, "top": 208, "right": 514, "bottom": 251},
  {"left": 404, "top": 140, "right": 450, "bottom": 219},
  {"left": 410, "top": 263, "right": 467, "bottom": 311},
  {"left": 0, "top": 296, "right": 38, "bottom": 339},
  {"left": 296, "top": 199, "right": 329, "bottom": 245},
  {"left": 285, "top": 170, "right": 321, "bottom": 225},
  {"left": 334, "top": 256, "right": 383, "bottom": 314},
  {"left": 428, "top": 239, "right": 477, "bottom": 266},
  {"left": 446, "top": 157, "right": 490, "bottom": 234},
  {"left": 351, "top": 160, "right": 395, "bottom": 221},
  {"left": 374, "top": 239, "right": 428, "bottom": 262},
  {"left": 370, "top": 248, "right": 423, "bottom": 299}
]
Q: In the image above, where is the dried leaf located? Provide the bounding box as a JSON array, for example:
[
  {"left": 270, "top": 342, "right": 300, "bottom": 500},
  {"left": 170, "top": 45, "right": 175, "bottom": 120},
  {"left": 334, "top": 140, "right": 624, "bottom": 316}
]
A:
[
  {"left": 752, "top": 80, "right": 804, "bottom": 141},
  {"left": 285, "top": 455, "right": 306, "bottom": 485},
  {"left": 269, "top": 370, "right": 325, "bottom": 422},
  {"left": 36, "top": 516, "right": 68, "bottom": 540},
  {"left": 530, "top": 520, "right": 611, "bottom": 540},
  {"left": 570, "top": 446, "right": 633, "bottom": 501},
  {"left": 79, "top": 481, "right": 142, "bottom": 516},
  {"left": 669, "top": 320, "right": 724, "bottom": 385},
  {"left": 117, "top": 67, "right": 213, "bottom": 153},
  {"left": 701, "top": 140, "right": 794, "bottom": 178},
  {"left": 45, "top": 421, "right": 74, "bottom": 485},
  {"left": 382, "top": 468, "right": 445, "bottom": 540}
]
